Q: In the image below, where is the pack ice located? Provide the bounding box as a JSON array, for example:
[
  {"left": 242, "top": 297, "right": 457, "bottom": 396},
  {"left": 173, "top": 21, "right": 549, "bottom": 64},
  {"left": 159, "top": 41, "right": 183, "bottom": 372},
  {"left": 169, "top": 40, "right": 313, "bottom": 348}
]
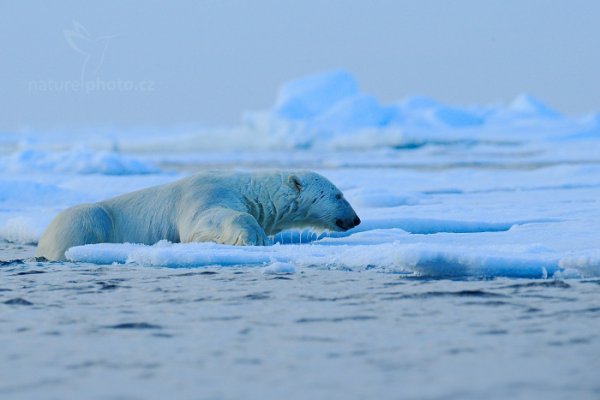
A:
[{"left": 2, "top": 70, "right": 600, "bottom": 279}]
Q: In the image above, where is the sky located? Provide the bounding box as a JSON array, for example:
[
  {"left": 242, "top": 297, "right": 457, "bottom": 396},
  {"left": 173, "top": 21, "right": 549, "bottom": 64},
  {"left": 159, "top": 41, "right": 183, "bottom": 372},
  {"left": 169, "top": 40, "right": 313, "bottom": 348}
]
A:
[{"left": 1, "top": 0, "right": 599, "bottom": 131}]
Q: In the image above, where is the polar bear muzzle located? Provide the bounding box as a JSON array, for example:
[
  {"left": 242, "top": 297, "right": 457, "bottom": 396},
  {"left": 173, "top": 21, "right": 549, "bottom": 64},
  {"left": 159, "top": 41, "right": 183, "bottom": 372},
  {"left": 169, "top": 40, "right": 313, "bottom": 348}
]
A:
[{"left": 335, "top": 215, "right": 361, "bottom": 231}]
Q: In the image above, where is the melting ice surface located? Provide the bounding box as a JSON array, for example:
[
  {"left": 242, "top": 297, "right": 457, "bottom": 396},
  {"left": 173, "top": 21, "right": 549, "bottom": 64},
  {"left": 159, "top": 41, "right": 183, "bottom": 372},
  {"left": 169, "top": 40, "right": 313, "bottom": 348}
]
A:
[{"left": 2, "top": 70, "right": 600, "bottom": 280}]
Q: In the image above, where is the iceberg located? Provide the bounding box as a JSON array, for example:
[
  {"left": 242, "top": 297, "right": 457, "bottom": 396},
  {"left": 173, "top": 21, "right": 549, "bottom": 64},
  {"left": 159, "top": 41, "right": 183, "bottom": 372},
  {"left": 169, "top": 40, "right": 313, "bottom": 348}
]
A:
[
  {"left": 509, "top": 93, "right": 561, "bottom": 118},
  {"left": 274, "top": 70, "right": 359, "bottom": 120},
  {"left": 242, "top": 70, "right": 582, "bottom": 150},
  {"left": 1, "top": 147, "right": 158, "bottom": 175},
  {"left": 311, "top": 94, "right": 397, "bottom": 132}
]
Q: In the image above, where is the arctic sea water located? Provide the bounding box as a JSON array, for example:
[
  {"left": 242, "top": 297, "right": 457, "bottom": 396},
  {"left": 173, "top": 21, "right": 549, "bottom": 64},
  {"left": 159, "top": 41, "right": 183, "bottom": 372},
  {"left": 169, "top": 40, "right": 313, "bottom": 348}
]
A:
[{"left": 1, "top": 71, "right": 599, "bottom": 399}]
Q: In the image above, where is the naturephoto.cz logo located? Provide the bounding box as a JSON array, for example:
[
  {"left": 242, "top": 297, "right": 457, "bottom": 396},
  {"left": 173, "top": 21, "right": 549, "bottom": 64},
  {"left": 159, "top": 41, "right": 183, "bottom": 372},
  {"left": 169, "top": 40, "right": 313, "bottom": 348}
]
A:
[{"left": 28, "top": 21, "right": 155, "bottom": 93}]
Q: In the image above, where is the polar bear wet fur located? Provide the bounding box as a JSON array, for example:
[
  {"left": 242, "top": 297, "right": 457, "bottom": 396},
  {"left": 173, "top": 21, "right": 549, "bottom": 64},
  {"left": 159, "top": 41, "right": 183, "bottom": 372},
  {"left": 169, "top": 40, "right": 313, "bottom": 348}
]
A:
[{"left": 37, "top": 170, "right": 361, "bottom": 261}]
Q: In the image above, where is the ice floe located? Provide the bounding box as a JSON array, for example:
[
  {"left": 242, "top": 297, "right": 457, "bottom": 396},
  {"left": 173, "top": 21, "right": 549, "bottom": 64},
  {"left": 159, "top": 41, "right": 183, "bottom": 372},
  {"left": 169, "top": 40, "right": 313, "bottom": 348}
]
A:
[{"left": 2, "top": 70, "right": 600, "bottom": 279}]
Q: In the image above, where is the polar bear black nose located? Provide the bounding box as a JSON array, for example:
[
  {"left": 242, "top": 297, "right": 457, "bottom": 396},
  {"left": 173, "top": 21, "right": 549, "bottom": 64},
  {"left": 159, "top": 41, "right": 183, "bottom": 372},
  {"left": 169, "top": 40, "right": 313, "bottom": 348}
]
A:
[{"left": 336, "top": 216, "right": 361, "bottom": 230}]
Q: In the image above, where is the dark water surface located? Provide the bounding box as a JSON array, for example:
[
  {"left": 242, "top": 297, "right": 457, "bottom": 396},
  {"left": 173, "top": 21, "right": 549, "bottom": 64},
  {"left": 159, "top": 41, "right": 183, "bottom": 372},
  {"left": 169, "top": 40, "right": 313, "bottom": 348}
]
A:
[{"left": 1, "top": 243, "right": 599, "bottom": 400}]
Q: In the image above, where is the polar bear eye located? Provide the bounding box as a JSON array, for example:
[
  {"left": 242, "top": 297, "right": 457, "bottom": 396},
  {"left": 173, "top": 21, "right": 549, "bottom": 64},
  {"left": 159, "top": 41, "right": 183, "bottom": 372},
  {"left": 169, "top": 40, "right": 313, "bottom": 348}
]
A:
[{"left": 335, "top": 194, "right": 342, "bottom": 200}]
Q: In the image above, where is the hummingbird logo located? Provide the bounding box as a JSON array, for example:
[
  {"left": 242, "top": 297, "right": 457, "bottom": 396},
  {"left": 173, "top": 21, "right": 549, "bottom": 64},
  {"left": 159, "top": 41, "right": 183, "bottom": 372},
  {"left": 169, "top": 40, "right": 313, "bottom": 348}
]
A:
[{"left": 64, "top": 21, "right": 118, "bottom": 81}]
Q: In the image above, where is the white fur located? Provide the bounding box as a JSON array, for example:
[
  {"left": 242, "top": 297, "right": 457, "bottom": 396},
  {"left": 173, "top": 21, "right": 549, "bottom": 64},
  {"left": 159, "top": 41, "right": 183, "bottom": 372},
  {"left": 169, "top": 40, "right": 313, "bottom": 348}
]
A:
[{"left": 36, "top": 170, "right": 360, "bottom": 261}]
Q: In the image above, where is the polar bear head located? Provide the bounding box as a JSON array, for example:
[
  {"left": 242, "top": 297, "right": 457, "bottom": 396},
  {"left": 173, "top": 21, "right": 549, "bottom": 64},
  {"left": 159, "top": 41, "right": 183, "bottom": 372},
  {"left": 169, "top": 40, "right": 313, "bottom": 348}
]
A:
[{"left": 284, "top": 171, "right": 361, "bottom": 232}]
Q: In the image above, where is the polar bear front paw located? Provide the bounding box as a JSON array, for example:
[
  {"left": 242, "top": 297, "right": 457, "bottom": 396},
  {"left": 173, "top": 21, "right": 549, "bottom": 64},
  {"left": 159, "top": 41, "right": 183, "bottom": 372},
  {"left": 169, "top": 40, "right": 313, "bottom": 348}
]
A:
[
  {"left": 185, "top": 209, "right": 271, "bottom": 247},
  {"left": 234, "top": 228, "right": 270, "bottom": 246},
  {"left": 225, "top": 212, "right": 270, "bottom": 246}
]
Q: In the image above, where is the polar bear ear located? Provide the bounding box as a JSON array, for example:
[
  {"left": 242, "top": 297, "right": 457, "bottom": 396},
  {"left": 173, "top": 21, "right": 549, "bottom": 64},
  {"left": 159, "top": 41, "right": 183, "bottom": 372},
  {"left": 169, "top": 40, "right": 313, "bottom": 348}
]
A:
[{"left": 287, "top": 175, "right": 302, "bottom": 193}]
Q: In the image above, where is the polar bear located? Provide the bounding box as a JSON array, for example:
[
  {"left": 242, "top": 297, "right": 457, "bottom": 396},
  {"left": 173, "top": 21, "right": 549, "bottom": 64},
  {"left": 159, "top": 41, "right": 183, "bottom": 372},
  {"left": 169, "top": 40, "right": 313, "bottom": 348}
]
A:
[{"left": 36, "top": 170, "right": 361, "bottom": 261}]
